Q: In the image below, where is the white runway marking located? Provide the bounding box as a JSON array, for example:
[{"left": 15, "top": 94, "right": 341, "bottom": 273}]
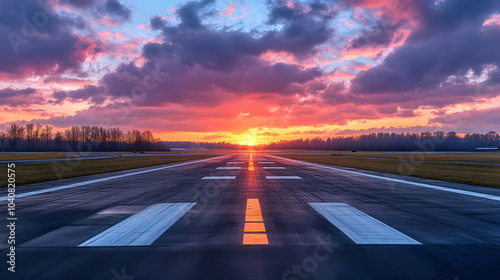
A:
[
  {"left": 79, "top": 203, "right": 195, "bottom": 246},
  {"left": 258, "top": 162, "right": 275, "bottom": 164},
  {"left": 266, "top": 176, "right": 301, "bottom": 179},
  {"left": 309, "top": 202, "right": 420, "bottom": 245},
  {"left": 227, "top": 162, "right": 244, "bottom": 164},
  {"left": 263, "top": 167, "right": 286, "bottom": 169},
  {"left": 0, "top": 156, "right": 230, "bottom": 202},
  {"left": 272, "top": 156, "right": 500, "bottom": 202},
  {"left": 216, "top": 167, "right": 241, "bottom": 169},
  {"left": 202, "top": 176, "right": 236, "bottom": 179}
]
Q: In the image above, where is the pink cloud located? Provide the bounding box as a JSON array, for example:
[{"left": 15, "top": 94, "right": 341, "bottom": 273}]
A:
[
  {"left": 483, "top": 14, "right": 500, "bottom": 26},
  {"left": 222, "top": 5, "right": 236, "bottom": 17}
]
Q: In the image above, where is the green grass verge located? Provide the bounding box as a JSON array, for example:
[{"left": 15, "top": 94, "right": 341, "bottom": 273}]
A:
[
  {"left": 2, "top": 155, "right": 215, "bottom": 187},
  {"left": 343, "top": 152, "right": 500, "bottom": 164},
  {"left": 0, "top": 152, "right": 77, "bottom": 161},
  {"left": 280, "top": 154, "right": 500, "bottom": 189}
]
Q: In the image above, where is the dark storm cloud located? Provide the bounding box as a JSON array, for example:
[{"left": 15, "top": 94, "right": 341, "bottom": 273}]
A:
[
  {"left": 351, "top": 0, "right": 500, "bottom": 94},
  {"left": 0, "top": 0, "right": 96, "bottom": 77}
]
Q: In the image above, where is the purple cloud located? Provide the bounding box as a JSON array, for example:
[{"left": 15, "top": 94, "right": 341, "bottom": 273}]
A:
[
  {"left": 51, "top": 85, "right": 107, "bottom": 105},
  {"left": 0, "top": 87, "right": 45, "bottom": 107},
  {"left": 0, "top": 0, "right": 97, "bottom": 77},
  {"left": 351, "top": 0, "right": 500, "bottom": 95}
]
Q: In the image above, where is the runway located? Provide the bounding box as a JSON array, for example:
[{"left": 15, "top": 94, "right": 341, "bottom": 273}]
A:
[{"left": 1, "top": 153, "right": 500, "bottom": 279}]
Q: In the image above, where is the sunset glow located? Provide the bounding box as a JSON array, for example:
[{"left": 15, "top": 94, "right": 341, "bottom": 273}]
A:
[{"left": 1, "top": 0, "right": 499, "bottom": 142}]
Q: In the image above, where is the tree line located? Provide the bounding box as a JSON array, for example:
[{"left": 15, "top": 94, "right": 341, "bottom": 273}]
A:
[
  {"left": 155, "top": 131, "right": 500, "bottom": 151},
  {"left": 0, "top": 123, "right": 169, "bottom": 152},
  {"left": 1, "top": 124, "right": 498, "bottom": 152},
  {"left": 264, "top": 131, "right": 500, "bottom": 151}
]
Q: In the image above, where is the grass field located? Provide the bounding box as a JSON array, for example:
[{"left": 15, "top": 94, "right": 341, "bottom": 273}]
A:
[
  {"left": 0, "top": 151, "right": 199, "bottom": 160},
  {"left": 0, "top": 152, "right": 79, "bottom": 161},
  {"left": 342, "top": 152, "right": 500, "bottom": 164},
  {"left": 2, "top": 155, "right": 215, "bottom": 187},
  {"left": 0, "top": 150, "right": 248, "bottom": 161},
  {"left": 280, "top": 154, "right": 500, "bottom": 189}
]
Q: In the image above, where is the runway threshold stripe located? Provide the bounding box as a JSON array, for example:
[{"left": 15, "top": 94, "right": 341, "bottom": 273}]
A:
[
  {"left": 258, "top": 162, "right": 275, "bottom": 164},
  {"left": 263, "top": 167, "right": 286, "bottom": 169},
  {"left": 202, "top": 176, "right": 236, "bottom": 179},
  {"left": 266, "top": 176, "right": 301, "bottom": 179},
  {"left": 216, "top": 167, "right": 241, "bottom": 169},
  {"left": 272, "top": 156, "right": 500, "bottom": 202},
  {"left": 0, "top": 156, "right": 230, "bottom": 201},
  {"left": 243, "top": 199, "right": 269, "bottom": 245},
  {"left": 79, "top": 203, "right": 195, "bottom": 247},
  {"left": 309, "top": 202, "right": 420, "bottom": 245},
  {"left": 227, "top": 162, "right": 244, "bottom": 164}
]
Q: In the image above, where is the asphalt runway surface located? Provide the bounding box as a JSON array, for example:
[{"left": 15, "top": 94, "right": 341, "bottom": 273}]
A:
[{"left": 1, "top": 153, "right": 499, "bottom": 279}]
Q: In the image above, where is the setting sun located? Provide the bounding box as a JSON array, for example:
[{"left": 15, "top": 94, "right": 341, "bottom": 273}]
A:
[{"left": 238, "top": 135, "right": 260, "bottom": 146}]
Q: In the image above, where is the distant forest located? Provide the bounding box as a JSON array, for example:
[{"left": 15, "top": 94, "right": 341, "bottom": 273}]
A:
[
  {"left": 0, "top": 123, "right": 498, "bottom": 152},
  {"left": 0, "top": 123, "right": 169, "bottom": 152},
  {"left": 264, "top": 131, "right": 500, "bottom": 151},
  {"left": 169, "top": 131, "right": 500, "bottom": 151}
]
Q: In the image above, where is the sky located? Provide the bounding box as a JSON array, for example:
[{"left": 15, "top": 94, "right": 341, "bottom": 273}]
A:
[{"left": 1, "top": 0, "right": 499, "bottom": 145}]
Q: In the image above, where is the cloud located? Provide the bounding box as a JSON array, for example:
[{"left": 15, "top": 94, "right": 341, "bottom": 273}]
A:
[
  {"left": 175, "top": 0, "right": 215, "bottom": 30},
  {"left": 351, "top": 0, "right": 500, "bottom": 95},
  {"left": 99, "top": 57, "right": 320, "bottom": 107},
  {"left": 51, "top": 85, "right": 107, "bottom": 105},
  {"left": 92, "top": 0, "right": 329, "bottom": 107},
  {"left": 147, "top": 0, "right": 334, "bottom": 71},
  {"left": 430, "top": 107, "right": 500, "bottom": 133},
  {"left": 0, "top": 0, "right": 97, "bottom": 78},
  {"left": 102, "top": 0, "right": 132, "bottom": 22},
  {"left": 59, "top": 0, "right": 132, "bottom": 24},
  {"left": 59, "top": 0, "right": 97, "bottom": 8},
  {"left": 0, "top": 87, "right": 45, "bottom": 107},
  {"left": 4, "top": 0, "right": 500, "bottom": 140},
  {"left": 43, "top": 76, "right": 95, "bottom": 86},
  {"left": 351, "top": 83, "right": 500, "bottom": 110},
  {"left": 349, "top": 21, "right": 402, "bottom": 49}
]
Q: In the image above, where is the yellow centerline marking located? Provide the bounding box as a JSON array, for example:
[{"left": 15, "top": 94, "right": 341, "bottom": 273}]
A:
[
  {"left": 243, "top": 198, "right": 269, "bottom": 245},
  {"left": 244, "top": 222, "right": 266, "bottom": 232},
  {"left": 248, "top": 154, "right": 255, "bottom": 171},
  {"left": 243, "top": 233, "right": 268, "bottom": 245}
]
